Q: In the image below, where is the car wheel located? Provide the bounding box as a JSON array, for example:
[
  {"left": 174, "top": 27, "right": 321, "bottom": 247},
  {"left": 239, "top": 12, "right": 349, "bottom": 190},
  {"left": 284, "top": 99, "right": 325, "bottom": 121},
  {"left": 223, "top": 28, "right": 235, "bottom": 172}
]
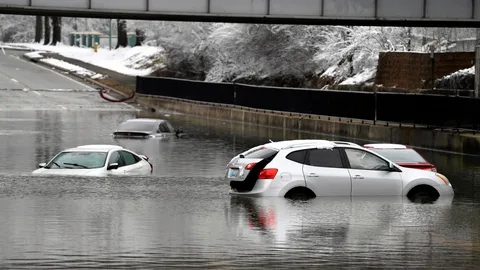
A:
[
  {"left": 284, "top": 187, "right": 316, "bottom": 200},
  {"left": 407, "top": 185, "right": 440, "bottom": 204}
]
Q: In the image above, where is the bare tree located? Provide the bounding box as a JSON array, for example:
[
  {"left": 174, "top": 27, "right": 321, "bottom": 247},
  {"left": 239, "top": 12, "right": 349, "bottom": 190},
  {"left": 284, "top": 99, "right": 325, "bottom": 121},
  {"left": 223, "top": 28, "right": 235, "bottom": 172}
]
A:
[
  {"left": 135, "top": 28, "right": 146, "bottom": 46},
  {"left": 43, "top": 16, "right": 51, "bottom": 45},
  {"left": 116, "top": 19, "right": 128, "bottom": 48},
  {"left": 34, "top": 16, "right": 42, "bottom": 43},
  {"left": 51, "top": 16, "right": 62, "bottom": 45}
]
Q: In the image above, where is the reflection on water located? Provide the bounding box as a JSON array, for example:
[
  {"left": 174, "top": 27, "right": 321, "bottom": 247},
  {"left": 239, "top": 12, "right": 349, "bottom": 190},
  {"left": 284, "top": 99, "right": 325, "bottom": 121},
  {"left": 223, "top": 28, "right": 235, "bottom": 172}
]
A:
[{"left": 0, "top": 110, "right": 480, "bottom": 268}]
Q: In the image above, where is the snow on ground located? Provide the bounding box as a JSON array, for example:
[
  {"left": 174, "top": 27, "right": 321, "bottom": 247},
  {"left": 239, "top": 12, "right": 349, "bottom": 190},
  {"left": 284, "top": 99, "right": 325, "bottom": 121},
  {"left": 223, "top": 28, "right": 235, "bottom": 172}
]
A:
[
  {"left": 39, "top": 58, "right": 106, "bottom": 79},
  {"left": 3, "top": 43, "right": 165, "bottom": 77},
  {"left": 434, "top": 65, "right": 474, "bottom": 90},
  {"left": 24, "top": 51, "right": 46, "bottom": 59},
  {"left": 339, "top": 68, "right": 376, "bottom": 85},
  {"left": 441, "top": 66, "right": 474, "bottom": 79}
]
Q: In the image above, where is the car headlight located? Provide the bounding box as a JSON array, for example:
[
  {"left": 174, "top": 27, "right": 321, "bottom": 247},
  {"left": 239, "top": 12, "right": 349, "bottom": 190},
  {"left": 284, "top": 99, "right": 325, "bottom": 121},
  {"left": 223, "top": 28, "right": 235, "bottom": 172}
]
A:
[{"left": 435, "top": 173, "right": 450, "bottom": 185}]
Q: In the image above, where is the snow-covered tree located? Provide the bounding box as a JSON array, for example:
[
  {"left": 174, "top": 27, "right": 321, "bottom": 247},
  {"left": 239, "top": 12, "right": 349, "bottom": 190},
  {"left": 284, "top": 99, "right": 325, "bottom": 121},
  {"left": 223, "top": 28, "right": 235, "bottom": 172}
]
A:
[
  {"left": 129, "top": 21, "right": 215, "bottom": 79},
  {"left": 0, "top": 14, "right": 478, "bottom": 88},
  {"left": 314, "top": 26, "right": 418, "bottom": 85},
  {"left": 0, "top": 15, "right": 35, "bottom": 42},
  {"left": 205, "top": 24, "right": 325, "bottom": 83}
]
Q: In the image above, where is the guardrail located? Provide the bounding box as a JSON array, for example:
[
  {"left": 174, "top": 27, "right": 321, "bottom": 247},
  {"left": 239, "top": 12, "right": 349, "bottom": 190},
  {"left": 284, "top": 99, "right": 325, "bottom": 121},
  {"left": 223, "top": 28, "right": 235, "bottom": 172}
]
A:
[{"left": 136, "top": 76, "right": 480, "bottom": 131}]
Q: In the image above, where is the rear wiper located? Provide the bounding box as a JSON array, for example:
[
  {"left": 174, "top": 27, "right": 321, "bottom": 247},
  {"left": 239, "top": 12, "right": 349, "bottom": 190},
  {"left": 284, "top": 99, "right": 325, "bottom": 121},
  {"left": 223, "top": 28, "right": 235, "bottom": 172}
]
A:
[{"left": 63, "top": 163, "right": 89, "bottom": 169}]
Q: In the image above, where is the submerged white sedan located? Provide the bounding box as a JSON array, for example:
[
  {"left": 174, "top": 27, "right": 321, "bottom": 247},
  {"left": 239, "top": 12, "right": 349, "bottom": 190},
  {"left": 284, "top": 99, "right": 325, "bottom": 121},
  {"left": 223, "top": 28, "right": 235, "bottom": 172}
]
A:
[
  {"left": 225, "top": 140, "right": 454, "bottom": 202},
  {"left": 32, "top": 145, "right": 153, "bottom": 176}
]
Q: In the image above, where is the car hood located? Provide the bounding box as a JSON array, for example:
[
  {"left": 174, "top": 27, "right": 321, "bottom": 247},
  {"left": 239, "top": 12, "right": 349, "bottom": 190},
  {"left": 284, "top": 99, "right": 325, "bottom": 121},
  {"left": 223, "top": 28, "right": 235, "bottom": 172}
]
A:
[{"left": 32, "top": 168, "right": 105, "bottom": 176}]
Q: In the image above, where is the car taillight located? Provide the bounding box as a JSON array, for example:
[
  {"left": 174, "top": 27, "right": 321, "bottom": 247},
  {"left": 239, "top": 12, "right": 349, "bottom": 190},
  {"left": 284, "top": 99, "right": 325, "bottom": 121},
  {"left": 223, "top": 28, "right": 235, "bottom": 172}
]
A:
[
  {"left": 245, "top": 162, "right": 256, "bottom": 170},
  {"left": 258, "top": 168, "right": 278, "bottom": 180}
]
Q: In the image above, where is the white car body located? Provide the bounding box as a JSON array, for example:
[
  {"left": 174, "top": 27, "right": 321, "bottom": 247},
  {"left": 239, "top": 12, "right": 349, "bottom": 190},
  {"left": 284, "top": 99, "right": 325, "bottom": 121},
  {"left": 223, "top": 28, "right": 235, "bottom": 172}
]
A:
[
  {"left": 32, "top": 145, "right": 153, "bottom": 177},
  {"left": 225, "top": 140, "right": 454, "bottom": 200},
  {"left": 113, "top": 118, "right": 182, "bottom": 139}
]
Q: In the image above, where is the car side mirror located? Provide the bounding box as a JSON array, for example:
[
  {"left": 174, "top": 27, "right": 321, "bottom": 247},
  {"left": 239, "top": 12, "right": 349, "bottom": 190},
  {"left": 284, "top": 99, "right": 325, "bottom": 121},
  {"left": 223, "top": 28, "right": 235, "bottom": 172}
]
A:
[
  {"left": 175, "top": 128, "right": 183, "bottom": 138},
  {"left": 39, "top": 163, "right": 46, "bottom": 168},
  {"left": 388, "top": 162, "right": 401, "bottom": 172},
  {"left": 107, "top": 163, "right": 119, "bottom": 170}
]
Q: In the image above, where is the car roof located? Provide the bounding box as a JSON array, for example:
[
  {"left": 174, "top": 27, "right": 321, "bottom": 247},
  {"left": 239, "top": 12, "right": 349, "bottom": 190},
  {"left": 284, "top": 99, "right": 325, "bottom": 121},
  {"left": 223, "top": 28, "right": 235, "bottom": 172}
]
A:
[
  {"left": 64, "top": 145, "right": 124, "bottom": 152},
  {"left": 123, "top": 118, "right": 167, "bottom": 123},
  {"left": 364, "top": 143, "right": 408, "bottom": 149},
  {"left": 262, "top": 140, "right": 361, "bottom": 151}
]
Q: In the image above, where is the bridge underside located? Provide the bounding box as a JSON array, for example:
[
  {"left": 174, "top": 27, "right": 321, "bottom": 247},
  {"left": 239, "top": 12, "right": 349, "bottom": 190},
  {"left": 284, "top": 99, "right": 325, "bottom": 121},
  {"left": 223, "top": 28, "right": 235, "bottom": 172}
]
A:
[{"left": 0, "top": 0, "right": 479, "bottom": 27}]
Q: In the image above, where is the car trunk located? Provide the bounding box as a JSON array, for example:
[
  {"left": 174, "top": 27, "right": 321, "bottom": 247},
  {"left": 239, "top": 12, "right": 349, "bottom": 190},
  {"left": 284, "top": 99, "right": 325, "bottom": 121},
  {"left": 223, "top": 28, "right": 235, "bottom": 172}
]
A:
[{"left": 227, "top": 149, "right": 278, "bottom": 192}]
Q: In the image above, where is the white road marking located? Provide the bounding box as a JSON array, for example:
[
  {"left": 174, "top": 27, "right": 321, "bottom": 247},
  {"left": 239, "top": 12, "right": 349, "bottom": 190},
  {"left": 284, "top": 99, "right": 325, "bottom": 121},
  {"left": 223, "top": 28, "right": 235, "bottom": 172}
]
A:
[
  {"left": 57, "top": 105, "right": 67, "bottom": 110},
  {"left": 32, "top": 91, "right": 42, "bottom": 96},
  {"left": 1, "top": 46, "right": 5, "bottom": 55},
  {"left": 10, "top": 78, "right": 18, "bottom": 83}
]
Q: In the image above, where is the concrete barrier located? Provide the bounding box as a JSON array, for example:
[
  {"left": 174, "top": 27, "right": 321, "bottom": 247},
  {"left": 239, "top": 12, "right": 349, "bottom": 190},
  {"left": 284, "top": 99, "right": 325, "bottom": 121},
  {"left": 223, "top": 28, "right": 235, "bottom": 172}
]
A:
[{"left": 137, "top": 94, "right": 480, "bottom": 155}]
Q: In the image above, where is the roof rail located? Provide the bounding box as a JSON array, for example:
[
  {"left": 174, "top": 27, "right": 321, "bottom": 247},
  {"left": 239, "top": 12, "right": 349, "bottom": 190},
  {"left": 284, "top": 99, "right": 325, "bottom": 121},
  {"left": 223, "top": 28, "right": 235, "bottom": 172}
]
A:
[
  {"left": 286, "top": 141, "right": 336, "bottom": 149},
  {"left": 333, "top": 141, "right": 360, "bottom": 147}
]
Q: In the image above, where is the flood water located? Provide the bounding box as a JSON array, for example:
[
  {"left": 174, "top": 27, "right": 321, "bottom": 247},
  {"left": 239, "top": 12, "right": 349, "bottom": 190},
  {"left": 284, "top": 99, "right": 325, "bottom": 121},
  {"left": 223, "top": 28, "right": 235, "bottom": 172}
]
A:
[{"left": 0, "top": 109, "right": 480, "bottom": 269}]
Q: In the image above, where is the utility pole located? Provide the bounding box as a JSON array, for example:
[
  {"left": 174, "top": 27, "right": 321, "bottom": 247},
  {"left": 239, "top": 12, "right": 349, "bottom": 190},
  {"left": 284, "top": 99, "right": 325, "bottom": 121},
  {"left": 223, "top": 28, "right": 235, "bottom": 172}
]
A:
[
  {"left": 475, "top": 29, "right": 480, "bottom": 98},
  {"left": 429, "top": 45, "right": 435, "bottom": 91},
  {"left": 109, "top": 19, "right": 112, "bottom": 50}
]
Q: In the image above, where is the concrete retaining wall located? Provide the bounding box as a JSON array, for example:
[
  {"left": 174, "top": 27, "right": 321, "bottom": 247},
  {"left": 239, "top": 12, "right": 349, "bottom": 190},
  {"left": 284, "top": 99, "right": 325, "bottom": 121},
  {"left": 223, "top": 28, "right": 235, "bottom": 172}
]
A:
[{"left": 137, "top": 94, "right": 480, "bottom": 155}]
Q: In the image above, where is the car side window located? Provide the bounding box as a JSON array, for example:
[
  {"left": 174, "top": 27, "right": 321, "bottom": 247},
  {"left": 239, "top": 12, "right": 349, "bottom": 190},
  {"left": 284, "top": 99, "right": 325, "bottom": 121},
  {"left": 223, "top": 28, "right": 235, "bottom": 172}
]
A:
[
  {"left": 158, "top": 122, "right": 169, "bottom": 133},
  {"left": 286, "top": 150, "right": 307, "bottom": 164},
  {"left": 306, "top": 148, "right": 344, "bottom": 168},
  {"left": 120, "top": 151, "right": 139, "bottom": 166},
  {"left": 344, "top": 148, "right": 389, "bottom": 170},
  {"left": 108, "top": 151, "right": 125, "bottom": 167}
]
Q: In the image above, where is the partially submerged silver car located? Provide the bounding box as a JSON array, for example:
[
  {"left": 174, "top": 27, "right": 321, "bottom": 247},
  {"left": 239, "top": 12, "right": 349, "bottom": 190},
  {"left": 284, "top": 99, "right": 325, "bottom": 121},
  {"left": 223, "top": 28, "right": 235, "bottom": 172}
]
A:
[{"left": 113, "top": 118, "right": 183, "bottom": 139}]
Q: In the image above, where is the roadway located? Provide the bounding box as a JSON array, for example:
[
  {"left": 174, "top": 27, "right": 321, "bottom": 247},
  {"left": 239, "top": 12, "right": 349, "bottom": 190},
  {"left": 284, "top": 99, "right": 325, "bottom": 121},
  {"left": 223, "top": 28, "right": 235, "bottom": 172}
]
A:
[{"left": 0, "top": 49, "right": 139, "bottom": 111}]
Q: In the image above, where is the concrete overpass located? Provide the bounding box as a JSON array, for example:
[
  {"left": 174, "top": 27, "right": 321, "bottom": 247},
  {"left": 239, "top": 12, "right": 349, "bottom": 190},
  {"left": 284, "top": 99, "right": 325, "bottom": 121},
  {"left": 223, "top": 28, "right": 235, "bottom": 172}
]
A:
[{"left": 0, "top": 0, "right": 479, "bottom": 27}]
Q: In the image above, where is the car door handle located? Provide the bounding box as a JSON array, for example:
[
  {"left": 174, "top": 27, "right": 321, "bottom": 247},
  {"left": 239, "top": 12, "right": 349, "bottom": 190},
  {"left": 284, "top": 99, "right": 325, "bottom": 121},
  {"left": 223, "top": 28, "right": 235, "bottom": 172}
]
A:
[
  {"left": 308, "top": 173, "right": 320, "bottom": 177},
  {"left": 353, "top": 175, "right": 364, "bottom": 179}
]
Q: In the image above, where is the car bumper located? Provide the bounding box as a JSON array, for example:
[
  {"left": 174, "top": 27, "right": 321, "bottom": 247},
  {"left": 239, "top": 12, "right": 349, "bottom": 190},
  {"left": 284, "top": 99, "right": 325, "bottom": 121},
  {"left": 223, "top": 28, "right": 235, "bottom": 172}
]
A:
[{"left": 436, "top": 183, "right": 455, "bottom": 197}]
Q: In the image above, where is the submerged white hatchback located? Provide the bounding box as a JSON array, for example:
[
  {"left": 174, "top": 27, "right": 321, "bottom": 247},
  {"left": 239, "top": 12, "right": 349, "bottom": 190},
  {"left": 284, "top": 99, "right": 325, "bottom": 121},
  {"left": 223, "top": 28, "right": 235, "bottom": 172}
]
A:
[
  {"left": 32, "top": 145, "right": 153, "bottom": 177},
  {"left": 225, "top": 140, "right": 454, "bottom": 201}
]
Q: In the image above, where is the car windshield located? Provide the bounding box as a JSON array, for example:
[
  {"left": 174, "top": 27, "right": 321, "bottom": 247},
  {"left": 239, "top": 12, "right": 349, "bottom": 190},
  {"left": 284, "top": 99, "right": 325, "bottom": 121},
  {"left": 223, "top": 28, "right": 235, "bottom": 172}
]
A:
[
  {"left": 46, "top": 151, "right": 108, "bottom": 169},
  {"left": 370, "top": 148, "right": 426, "bottom": 163},
  {"left": 117, "top": 121, "right": 156, "bottom": 132}
]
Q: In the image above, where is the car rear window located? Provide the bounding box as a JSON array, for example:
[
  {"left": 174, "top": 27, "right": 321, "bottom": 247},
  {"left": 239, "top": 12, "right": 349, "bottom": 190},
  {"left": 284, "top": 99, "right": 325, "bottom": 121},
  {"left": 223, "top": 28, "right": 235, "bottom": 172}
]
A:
[
  {"left": 286, "top": 150, "right": 307, "bottom": 164},
  {"left": 244, "top": 147, "right": 278, "bottom": 159},
  {"left": 370, "top": 148, "right": 426, "bottom": 163},
  {"left": 117, "top": 121, "right": 156, "bottom": 132}
]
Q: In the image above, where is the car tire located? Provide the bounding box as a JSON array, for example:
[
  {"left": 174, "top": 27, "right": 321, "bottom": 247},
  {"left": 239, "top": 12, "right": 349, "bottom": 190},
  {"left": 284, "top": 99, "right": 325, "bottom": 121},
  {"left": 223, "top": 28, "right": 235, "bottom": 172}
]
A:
[
  {"left": 284, "top": 187, "right": 316, "bottom": 200},
  {"left": 407, "top": 185, "right": 440, "bottom": 203}
]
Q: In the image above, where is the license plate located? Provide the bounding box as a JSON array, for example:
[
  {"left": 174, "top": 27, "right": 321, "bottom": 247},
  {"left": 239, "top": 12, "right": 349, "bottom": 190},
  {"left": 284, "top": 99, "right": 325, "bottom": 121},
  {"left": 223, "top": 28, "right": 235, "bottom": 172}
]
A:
[{"left": 228, "top": 168, "right": 239, "bottom": 178}]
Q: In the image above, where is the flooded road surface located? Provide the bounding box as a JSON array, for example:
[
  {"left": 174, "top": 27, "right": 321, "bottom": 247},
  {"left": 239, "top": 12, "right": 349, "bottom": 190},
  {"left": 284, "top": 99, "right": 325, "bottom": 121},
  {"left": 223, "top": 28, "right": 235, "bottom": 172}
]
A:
[{"left": 0, "top": 109, "right": 479, "bottom": 269}]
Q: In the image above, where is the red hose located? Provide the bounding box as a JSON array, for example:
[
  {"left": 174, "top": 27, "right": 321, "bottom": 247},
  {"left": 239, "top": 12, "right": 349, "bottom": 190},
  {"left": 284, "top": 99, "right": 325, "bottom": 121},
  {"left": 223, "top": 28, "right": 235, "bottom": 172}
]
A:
[{"left": 99, "top": 89, "right": 136, "bottom": 103}]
